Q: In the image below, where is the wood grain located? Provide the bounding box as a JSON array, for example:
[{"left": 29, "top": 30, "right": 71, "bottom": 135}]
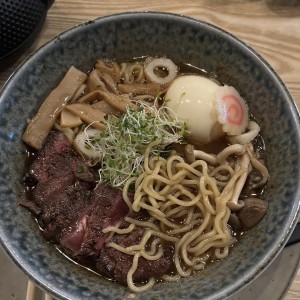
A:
[{"left": 0, "top": 1, "right": 299, "bottom": 299}]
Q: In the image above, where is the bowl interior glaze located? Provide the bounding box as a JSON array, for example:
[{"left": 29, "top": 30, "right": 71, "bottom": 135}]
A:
[{"left": 0, "top": 12, "right": 300, "bottom": 300}]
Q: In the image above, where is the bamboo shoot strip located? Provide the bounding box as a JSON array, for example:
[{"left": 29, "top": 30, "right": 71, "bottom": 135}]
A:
[
  {"left": 78, "top": 90, "right": 138, "bottom": 112},
  {"left": 22, "top": 66, "right": 87, "bottom": 150},
  {"left": 65, "top": 103, "right": 107, "bottom": 130}
]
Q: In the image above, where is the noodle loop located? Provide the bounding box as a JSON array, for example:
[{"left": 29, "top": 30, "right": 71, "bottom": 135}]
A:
[{"left": 110, "top": 140, "right": 259, "bottom": 291}]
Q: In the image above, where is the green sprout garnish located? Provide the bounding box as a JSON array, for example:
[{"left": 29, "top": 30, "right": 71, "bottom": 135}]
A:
[{"left": 83, "top": 103, "right": 186, "bottom": 187}]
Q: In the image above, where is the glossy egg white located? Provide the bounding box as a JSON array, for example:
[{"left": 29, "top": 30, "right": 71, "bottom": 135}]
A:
[{"left": 165, "top": 75, "right": 224, "bottom": 144}]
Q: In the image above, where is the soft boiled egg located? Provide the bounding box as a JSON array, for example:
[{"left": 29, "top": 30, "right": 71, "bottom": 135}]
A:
[
  {"left": 165, "top": 75, "right": 249, "bottom": 145},
  {"left": 165, "top": 75, "right": 225, "bottom": 144}
]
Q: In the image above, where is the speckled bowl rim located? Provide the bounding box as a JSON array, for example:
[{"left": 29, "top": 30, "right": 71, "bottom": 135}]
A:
[{"left": 1, "top": 11, "right": 300, "bottom": 300}]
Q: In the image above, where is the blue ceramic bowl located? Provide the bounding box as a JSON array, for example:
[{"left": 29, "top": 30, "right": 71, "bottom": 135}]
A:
[{"left": 0, "top": 12, "right": 299, "bottom": 300}]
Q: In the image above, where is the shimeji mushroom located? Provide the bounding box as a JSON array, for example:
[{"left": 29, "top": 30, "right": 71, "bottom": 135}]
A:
[
  {"left": 184, "top": 144, "right": 248, "bottom": 210},
  {"left": 238, "top": 198, "right": 269, "bottom": 229},
  {"left": 184, "top": 143, "right": 269, "bottom": 216},
  {"left": 245, "top": 143, "right": 269, "bottom": 189},
  {"left": 226, "top": 151, "right": 250, "bottom": 211},
  {"left": 184, "top": 144, "right": 246, "bottom": 166}
]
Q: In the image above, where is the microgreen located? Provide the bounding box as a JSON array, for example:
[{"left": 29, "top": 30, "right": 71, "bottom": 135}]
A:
[{"left": 83, "top": 102, "right": 186, "bottom": 187}]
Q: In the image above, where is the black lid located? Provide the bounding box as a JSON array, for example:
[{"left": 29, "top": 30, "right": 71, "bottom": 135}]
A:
[
  {"left": 0, "top": 0, "right": 54, "bottom": 69},
  {"left": 42, "top": 0, "right": 55, "bottom": 9}
]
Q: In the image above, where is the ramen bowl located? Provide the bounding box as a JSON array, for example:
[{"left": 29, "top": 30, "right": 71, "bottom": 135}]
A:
[{"left": 0, "top": 12, "right": 299, "bottom": 300}]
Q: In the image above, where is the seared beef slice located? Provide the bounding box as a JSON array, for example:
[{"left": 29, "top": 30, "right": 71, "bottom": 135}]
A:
[
  {"left": 97, "top": 229, "right": 172, "bottom": 285},
  {"left": 21, "top": 130, "right": 168, "bottom": 285},
  {"left": 76, "top": 184, "right": 129, "bottom": 256}
]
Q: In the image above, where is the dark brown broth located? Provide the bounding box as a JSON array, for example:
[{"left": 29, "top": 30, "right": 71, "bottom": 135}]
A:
[{"left": 22, "top": 59, "right": 267, "bottom": 287}]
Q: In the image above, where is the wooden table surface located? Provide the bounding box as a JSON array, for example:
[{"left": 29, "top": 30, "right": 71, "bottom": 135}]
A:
[{"left": 0, "top": 0, "right": 299, "bottom": 299}]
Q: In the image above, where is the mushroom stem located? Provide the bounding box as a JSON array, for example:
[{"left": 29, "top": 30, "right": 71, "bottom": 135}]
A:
[
  {"left": 193, "top": 150, "right": 218, "bottom": 165},
  {"left": 217, "top": 144, "right": 246, "bottom": 164},
  {"left": 227, "top": 153, "right": 250, "bottom": 211},
  {"left": 246, "top": 144, "right": 269, "bottom": 189},
  {"left": 184, "top": 144, "right": 196, "bottom": 163},
  {"left": 188, "top": 144, "right": 246, "bottom": 166}
]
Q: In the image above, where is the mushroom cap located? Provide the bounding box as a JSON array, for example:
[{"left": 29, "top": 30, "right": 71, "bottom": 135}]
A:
[{"left": 237, "top": 198, "right": 268, "bottom": 229}]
